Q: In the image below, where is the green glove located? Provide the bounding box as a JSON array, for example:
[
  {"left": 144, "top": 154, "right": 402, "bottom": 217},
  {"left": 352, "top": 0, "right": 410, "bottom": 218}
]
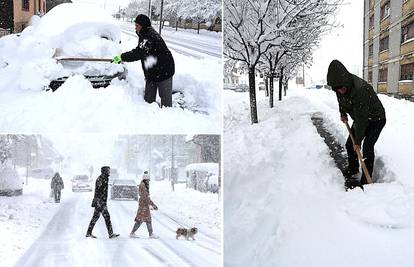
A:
[{"left": 112, "top": 55, "right": 122, "bottom": 64}]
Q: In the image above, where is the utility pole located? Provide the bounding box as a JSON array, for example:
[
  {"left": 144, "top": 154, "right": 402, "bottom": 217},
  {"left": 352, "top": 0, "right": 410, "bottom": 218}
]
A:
[
  {"left": 159, "top": 0, "right": 164, "bottom": 35},
  {"left": 149, "top": 136, "right": 152, "bottom": 176},
  {"left": 303, "top": 63, "right": 305, "bottom": 87},
  {"left": 171, "top": 135, "right": 175, "bottom": 191},
  {"left": 148, "top": 0, "right": 152, "bottom": 18}
]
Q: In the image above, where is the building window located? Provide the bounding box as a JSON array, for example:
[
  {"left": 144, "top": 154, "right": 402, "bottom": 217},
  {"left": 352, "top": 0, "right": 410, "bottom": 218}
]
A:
[
  {"left": 369, "top": 44, "right": 373, "bottom": 56},
  {"left": 379, "top": 36, "right": 389, "bottom": 51},
  {"left": 368, "top": 71, "right": 373, "bottom": 83},
  {"left": 369, "top": 15, "right": 374, "bottom": 29},
  {"left": 22, "top": 0, "right": 30, "bottom": 11},
  {"left": 401, "top": 21, "right": 414, "bottom": 43},
  {"left": 400, "top": 63, "right": 414, "bottom": 81},
  {"left": 380, "top": 1, "right": 390, "bottom": 20},
  {"left": 379, "top": 67, "right": 388, "bottom": 82}
]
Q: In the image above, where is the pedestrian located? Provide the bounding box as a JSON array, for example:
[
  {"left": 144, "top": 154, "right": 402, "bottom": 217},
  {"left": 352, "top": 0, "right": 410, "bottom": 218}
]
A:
[
  {"left": 50, "top": 172, "right": 64, "bottom": 203},
  {"left": 327, "top": 59, "right": 386, "bottom": 189},
  {"left": 86, "top": 166, "right": 119, "bottom": 238},
  {"left": 130, "top": 171, "right": 159, "bottom": 238},
  {"left": 112, "top": 14, "right": 175, "bottom": 107}
]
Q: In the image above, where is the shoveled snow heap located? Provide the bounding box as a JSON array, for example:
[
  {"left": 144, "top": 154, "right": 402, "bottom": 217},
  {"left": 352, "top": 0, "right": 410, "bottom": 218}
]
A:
[{"left": 224, "top": 85, "right": 414, "bottom": 267}]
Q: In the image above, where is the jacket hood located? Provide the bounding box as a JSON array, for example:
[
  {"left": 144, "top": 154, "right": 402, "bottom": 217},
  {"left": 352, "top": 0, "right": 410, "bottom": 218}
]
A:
[{"left": 327, "top": 60, "right": 353, "bottom": 88}]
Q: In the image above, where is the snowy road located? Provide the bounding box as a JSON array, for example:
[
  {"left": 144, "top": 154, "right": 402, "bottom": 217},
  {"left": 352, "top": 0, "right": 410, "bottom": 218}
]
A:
[
  {"left": 120, "top": 23, "right": 222, "bottom": 60},
  {"left": 14, "top": 193, "right": 221, "bottom": 267}
]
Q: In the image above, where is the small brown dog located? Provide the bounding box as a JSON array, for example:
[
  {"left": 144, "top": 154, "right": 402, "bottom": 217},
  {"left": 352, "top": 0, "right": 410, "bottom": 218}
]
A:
[{"left": 176, "top": 227, "right": 198, "bottom": 240}]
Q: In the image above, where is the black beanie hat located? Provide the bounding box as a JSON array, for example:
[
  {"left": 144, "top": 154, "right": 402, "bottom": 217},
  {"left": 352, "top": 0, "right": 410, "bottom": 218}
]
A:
[
  {"left": 101, "top": 166, "right": 110, "bottom": 174},
  {"left": 135, "top": 14, "right": 151, "bottom": 28}
]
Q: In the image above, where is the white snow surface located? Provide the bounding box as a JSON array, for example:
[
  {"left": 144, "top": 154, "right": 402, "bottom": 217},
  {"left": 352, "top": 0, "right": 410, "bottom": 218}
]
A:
[
  {"left": 224, "top": 86, "right": 414, "bottom": 266},
  {"left": 0, "top": 4, "right": 221, "bottom": 133},
  {"left": 1, "top": 177, "right": 221, "bottom": 267}
]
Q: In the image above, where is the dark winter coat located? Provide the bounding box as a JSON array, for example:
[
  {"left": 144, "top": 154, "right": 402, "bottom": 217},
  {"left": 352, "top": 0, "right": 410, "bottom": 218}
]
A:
[
  {"left": 135, "top": 180, "right": 157, "bottom": 223},
  {"left": 327, "top": 60, "right": 386, "bottom": 145},
  {"left": 91, "top": 174, "right": 109, "bottom": 210},
  {"left": 51, "top": 173, "right": 64, "bottom": 191},
  {"left": 121, "top": 27, "right": 175, "bottom": 82}
]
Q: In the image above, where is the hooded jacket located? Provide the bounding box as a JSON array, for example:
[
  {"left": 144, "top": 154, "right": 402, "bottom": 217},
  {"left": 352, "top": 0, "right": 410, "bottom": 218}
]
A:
[
  {"left": 121, "top": 26, "right": 175, "bottom": 82},
  {"left": 327, "top": 60, "right": 385, "bottom": 145},
  {"left": 91, "top": 173, "right": 109, "bottom": 209}
]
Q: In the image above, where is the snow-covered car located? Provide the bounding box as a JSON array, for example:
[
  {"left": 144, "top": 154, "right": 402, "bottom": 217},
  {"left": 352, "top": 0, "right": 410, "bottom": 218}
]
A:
[
  {"left": 185, "top": 163, "right": 219, "bottom": 193},
  {"left": 108, "top": 168, "right": 120, "bottom": 185},
  {"left": 71, "top": 174, "right": 92, "bottom": 192},
  {"left": 258, "top": 81, "right": 266, "bottom": 91},
  {"left": 110, "top": 179, "right": 138, "bottom": 201},
  {"left": 22, "top": 3, "right": 127, "bottom": 91},
  {"left": 0, "top": 166, "right": 23, "bottom": 196},
  {"left": 29, "top": 167, "right": 54, "bottom": 179}
]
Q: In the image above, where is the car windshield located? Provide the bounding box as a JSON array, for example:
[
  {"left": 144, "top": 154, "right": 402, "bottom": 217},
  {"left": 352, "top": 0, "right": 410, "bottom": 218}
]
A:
[{"left": 74, "top": 175, "right": 89, "bottom": 181}]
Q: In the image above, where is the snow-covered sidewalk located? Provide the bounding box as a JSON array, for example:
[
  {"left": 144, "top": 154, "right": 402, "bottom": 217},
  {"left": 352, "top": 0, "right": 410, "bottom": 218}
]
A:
[{"left": 224, "top": 87, "right": 414, "bottom": 266}]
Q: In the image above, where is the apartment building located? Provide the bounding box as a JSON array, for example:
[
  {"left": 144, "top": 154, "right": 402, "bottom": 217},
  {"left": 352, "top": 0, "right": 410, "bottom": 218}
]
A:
[
  {"left": 363, "top": 0, "right": 414, "bottom": 96},
  {"left": 0, "top": 0, "right": 46, "bottom": 35}
]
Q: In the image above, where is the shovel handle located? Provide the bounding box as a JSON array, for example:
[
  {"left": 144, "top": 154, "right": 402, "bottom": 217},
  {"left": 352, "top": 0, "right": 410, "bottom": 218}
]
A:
[
  {"left": 56, "top": 57, "right": 113, "bottom": 62},
  {"left": 345, "top": 121, "right": 372, "bottom": 184}
]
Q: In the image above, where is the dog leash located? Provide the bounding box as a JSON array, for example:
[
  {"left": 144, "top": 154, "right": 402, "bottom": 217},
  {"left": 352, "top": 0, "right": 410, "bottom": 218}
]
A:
[{"left": 157, "top": 210, "right": 186, "bottom": 228}]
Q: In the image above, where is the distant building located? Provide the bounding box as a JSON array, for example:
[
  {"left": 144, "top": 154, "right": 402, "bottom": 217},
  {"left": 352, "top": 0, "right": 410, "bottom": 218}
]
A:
[
  {"left": 363, "top": 0, "right": 414, "bottom": 97},
  {"left": 0, "top": 0, "right": 47, "bottom": 35}
]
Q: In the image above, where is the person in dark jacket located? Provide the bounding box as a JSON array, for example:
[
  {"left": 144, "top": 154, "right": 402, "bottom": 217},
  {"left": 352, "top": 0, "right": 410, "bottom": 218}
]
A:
[
  {"left": 129, "top": 172, "right": 159, "bottom": 239},
  {"left": 86, "top": 166, "right": 119, "bottom": 238},
  {"left": 327, "top": 60, "right": 386, "bottom": 188},
  {"left": 113, "top": 14, "right": 175, "bottom": 107},
  {"left": 50, "top": 172, "right": 64, "bottom": 203}
]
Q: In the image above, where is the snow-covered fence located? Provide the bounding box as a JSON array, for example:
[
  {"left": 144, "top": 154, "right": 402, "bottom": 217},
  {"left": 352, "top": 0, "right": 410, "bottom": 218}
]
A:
[{"left": 185, "top": 163, "right": 219, "bottom": 193}]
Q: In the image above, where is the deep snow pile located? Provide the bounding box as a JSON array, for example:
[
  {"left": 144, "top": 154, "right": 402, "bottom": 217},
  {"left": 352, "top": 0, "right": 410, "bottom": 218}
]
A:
[
  {"left": 0, "top": 4, "right": 221, "bottom": 133},
  {"left": 224, "top": 86, "right": 414, "bottom": 266},
  {"left": 0, "top": 176, "right": 60, "bottom": 267}
]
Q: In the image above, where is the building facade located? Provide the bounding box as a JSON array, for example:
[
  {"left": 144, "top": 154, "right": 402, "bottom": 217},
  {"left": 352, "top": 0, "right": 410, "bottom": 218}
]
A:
[
  {"left": 0, "top": 0, "right": 46, "bottom": 35},
  {"left": 364, "top": 0, "right": 414, "bottom": 96}
]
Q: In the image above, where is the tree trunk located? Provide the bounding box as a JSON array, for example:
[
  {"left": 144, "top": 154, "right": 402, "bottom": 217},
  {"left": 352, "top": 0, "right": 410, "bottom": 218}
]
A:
[
  {"left": 175, "top": 21, "right": 178, "bottom": 31},
  {"left": 284, "top": 81, "right": 288, "bottom": 96},
  {"left": 197, "top": 22, "right": 200, "bottom": 34},
  {"left": 248, "top": 66, "right": 259, "bottom": 123},
  {"left": 269, "top": 75, "right": 274, "bottom": 108},
  {"left": 279, "top": 67, "right": 284, "bottom": 101},
  {"left": 265, "top": 77, "right": 269, "bottom": 97}
]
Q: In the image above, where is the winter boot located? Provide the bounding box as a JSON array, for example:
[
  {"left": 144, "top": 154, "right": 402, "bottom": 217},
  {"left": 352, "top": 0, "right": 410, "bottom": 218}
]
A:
[
  {"left": 109, "top": 233, "right": 120, "bottom": 239},
  {"left": 344, "top": 167, "right": 359, "bottom": 179},
  {"left": 129, "top": 232, "right": 139, "bottom": 238},
  {"left": 345, "top": 178, "right": 363, "bottom": 191},
  {"left": 86, "top": 233, "right": 97, "bottom": 238}
]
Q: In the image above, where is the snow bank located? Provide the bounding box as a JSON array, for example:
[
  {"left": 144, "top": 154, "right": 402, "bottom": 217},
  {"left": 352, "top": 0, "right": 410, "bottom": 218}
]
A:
[{"left": 224, "top": 86, "right": 414, "bottom": 266}]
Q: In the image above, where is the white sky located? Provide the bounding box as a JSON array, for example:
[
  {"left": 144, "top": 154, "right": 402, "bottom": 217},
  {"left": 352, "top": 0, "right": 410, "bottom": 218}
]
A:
[
  {"left": 306, "top": 1, "right": 364, "bottom": 84},
  {"left": 71, "top": 0, "right": 134, "bottom": 13}
]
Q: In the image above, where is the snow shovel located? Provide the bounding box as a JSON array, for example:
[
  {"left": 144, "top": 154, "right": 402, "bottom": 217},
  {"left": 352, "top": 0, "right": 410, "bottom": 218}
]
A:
[
  {"left": 345, "top": 121, "right": 373, "bottom": 184},
  {"left": 55, "top": 57, "right": 113, "bottom": 62}
]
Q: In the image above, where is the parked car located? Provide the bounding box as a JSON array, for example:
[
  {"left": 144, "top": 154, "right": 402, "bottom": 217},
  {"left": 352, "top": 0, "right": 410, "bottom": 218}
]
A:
[
  {"left": 185, "top": 163, "right": 219, "bottom": 193},
  {"left": 71, "top": 174, "right": 93, "bottom": 192},
  {"left": 32, "top": 3, "right": 127, "bottom": 91},
  {"left": 258, "top": 81, "right": 266, "bottom": 91},
  {"left": 110, "top": 179, "right": 138, "bottom": 201},
  {"left": 234, "top": 84, "right": 249, "bottom": 92},
  {"left": 0, "top": 166, "right": 23, "bottom": 196},
  {"left": 29, "top": 167, "right": 54, "bottom": 179},
  {"left": 108, "top": 168, "right": 120, "bottom": 185}
]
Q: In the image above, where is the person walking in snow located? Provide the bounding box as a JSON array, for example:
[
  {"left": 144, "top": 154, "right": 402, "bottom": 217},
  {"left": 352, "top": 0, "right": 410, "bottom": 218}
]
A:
[
  {"left": 130, "top": 171, "right": 159, "bottom": 238},
  {"left": 112, "top": 14, "right": 175, "bottom": 107},
  {"left": 327, "top": 59, "right": 386, "bottom": 189},
  {"left": 86, "top": 166, "right": 119, "bottom": 239},
  {"left": 50, "top": 172, "right": 64, "bottom": 203}
]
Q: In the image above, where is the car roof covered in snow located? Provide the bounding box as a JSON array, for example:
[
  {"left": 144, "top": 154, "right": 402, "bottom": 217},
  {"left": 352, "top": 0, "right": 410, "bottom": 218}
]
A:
[
  {"left": 185, "top": 163, "right": 219, "bottom": 175},
  {"left": 112, "top": 179, "right": 137, "bottom": 186}
]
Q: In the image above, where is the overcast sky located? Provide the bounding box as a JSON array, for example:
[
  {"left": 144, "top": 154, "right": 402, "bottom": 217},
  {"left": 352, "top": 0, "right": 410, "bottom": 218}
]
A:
[
  {"left": 306, "top": 1, "right": 364, "bottom": 84},
  {"left": 72, "top": 0, "right": 133, "bottom": 13}
]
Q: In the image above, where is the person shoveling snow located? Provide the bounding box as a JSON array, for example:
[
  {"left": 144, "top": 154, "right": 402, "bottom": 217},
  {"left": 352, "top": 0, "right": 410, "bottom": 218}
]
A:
[
  {"left": 113, "top": 14, "right": 175, "bottom": 107},
  {"left": 327, "top": 59, "right": 386, "bottom": 190}
]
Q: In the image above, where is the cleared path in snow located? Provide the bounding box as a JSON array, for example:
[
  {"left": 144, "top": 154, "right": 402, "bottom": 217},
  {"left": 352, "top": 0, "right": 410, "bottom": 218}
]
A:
[{"left": 14, "top": 193, "right": 220, "bottom": 267}]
